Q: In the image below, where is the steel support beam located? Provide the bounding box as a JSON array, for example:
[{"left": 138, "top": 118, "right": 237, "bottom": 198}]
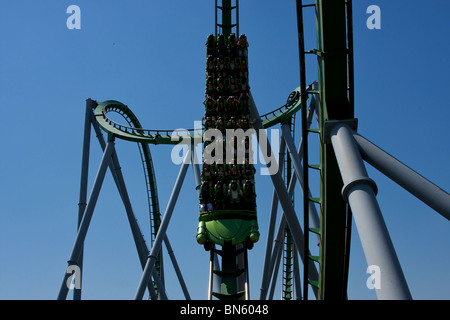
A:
[
  {"left": 296, "top": 0, "right": 310, "bottom": 300},
  {"left": 73, "top": 99, "right": 95, "bottom": 299},
  {"left": 281, "top": 124, "right": 321, "bottom": 231},
  {"left": 330, "top": 123, "right": 412, "bottom": 300},
  {"left": 268, "top": 227, "right": 284, "bottom": 300},
  {"left": 190, "top": 143, "right": 202, "bottom": 196},
  {"left": 57, "top": 141, "right": 114, "bottom": 300},
  {"left": 292, "top": 242, "right": 302, "bottom": 300},
  {"left": 260, "top": 100, "right": 320, "bottom": 300},
  {"left": 237, "top": 244, "right": 246, "bottom": 299},
  {"left": 260, "top": 137, "right": 286, "bottom": 300},
  {"left": 315, "top": 0, "right": 353, "bottom": 300},
  {"left": 91, "top": 113, "right": 165, "bottom": 299},
  {"left": 163, "top": 235, "right": 191, "bottom": 300},
  {"left": 352, "top": 132, "right": 450, "bottom": 221},
  {"left": 191, "top": 143, "right": 221, "bottom": 293},
  {"left": 109, "top": 146, "right": 167, "bottom": 300},
  {"left": 134, "top": 148, "right": 191, "bottom": 300},
  {"left": 208, "top": 249, "right": 215, "bottom": 300},
  {"left": 250, "top": 92, "right": 319, "bottom": 299}
]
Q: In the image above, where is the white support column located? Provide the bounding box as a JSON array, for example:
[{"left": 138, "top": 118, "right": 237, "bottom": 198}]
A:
[{"left": 330, "top": 123, "right": 412, "bottom": 300}]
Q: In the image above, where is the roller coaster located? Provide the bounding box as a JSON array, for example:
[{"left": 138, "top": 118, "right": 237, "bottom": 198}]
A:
[{"left": 57, "top": 0, "right": 450, "bottom": 300}]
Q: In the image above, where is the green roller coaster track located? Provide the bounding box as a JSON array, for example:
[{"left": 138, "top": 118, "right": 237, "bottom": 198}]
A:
[
  {"left": 91, "top": 101, "right": 165, "bottom": 294},
  {"left": 93, "top": 88, "right": 301, "bottom": 146}
]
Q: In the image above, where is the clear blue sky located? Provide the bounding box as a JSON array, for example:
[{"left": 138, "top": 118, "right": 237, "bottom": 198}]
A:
[{"left": 0, "top": 0, "right": 449, "bottom": 300}]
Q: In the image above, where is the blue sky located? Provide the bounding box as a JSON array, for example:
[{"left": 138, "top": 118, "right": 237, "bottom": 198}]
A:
[{"left": 0, "top": 0, "right": 449, "bottom": 300}]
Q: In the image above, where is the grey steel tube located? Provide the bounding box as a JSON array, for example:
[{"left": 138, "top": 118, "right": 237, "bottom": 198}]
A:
[
  {"left": 112, "top": 149, "right": 168, "bottom": 299},
  {"left": 292, "top": 242, "right": 302, "bottom": 300},
  {"left": 260, "top": 137, "right": 286, "bottom": 300},
  {"left": 281, "top": 124, "right": 320, "bottom": 230},
  {"left": 109, "top": 147, "right": 164, "bottom": 299},
  {"left": 69, "top": 140, "right": 113, "bottom": 258},
  {"left": 352, "top": 132, "right": 450, "bottom": 221},
  {"left": 73, "top": 99, "right": 95, "bottom": 300},
  {"left": 208, "top": 249, "right": 214, "bottom": 300},
  {"left": 92, "top": 118, "right": 161, "bottom": 299},
  {"left": 164, "top": 234, "right": 190, "bottom": 300},
  {"left": 134, "top": 148, "right": 191, "bottom": 300},
  {"left": 58, "top": 141, "right": 114, "bottom": 300},
  {"left": 268, "top": 215, "right": 287, "bottom": 300},
  {"left": 191, "top": 142, "right": 221, "bottom": 292},
  {"left": 330, "top": 123, "right": 412, "bottom": 300},
  {"left": 250, "top": 92, "right": 319, "bottom": 298},
  {"left": 190, "top": 143, "right": 202, "bottom": 196}
]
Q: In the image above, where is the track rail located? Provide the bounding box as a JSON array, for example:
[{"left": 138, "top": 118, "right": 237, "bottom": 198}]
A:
[{"left": 93, "top": 88, "right": 302, "bottom": 146}]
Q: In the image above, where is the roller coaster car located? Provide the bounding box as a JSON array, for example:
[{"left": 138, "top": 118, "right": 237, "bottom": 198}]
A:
[
  {"left": 196, "top": 210, "right": 259, "bottom": 249},
  {"left": 197, "top": 33, "right": 258, "bottom": 250},
  {"left": 196, "top": 180, "right": 259, "bottom": 248}
]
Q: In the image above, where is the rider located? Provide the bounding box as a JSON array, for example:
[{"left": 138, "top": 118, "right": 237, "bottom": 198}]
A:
[
  {"left": 201, "top": 163, "right": 214, "bottom": 184},
  {"left": 216, "top": 96, "right": 227, "bottom": 119},
  {"left": 237, "top": 34, "right": 249, "bottom": 58},
  {"left": 214, "top": 180, "right": 227, "bottom": 210},
  {"left": 206, "top": 56, "right": 215, "bottom": 76},
  {"left": 242, "top": 180, "right": 256, "bottom": 211},
  {"left": 215, "top": 163, "right": 227, "bottom": 182},
  {"left": 228, "top": 164, "right": 241, "bottom": 184},
  {"left": 227, "top": 181, "right": 243, "bottom": 209},
  {"left": 228, "top": 33, "right": 238, "bottom": 56},
  {"left": 217, "top": 34, "right": 228, "bottom": 56},
  {"left": 241, "top": 159, "right": 256, "bottom": 184},
  {"left": 203, "top": 99, "right": 215, "bottom": 119},
  {"left": 229, "top": 56, "right": 237, "bottom": 75},
  {"left": 203, "top": 116, "right": 216, "bottom": 132},
  {"left": 206, "top": 34, "right": 216, "bottom": 56},
  {"left": 215, "top": 116, "right": 226, "bottom": 134},
  {"left": 205, "top": 81, "right": 216, "bottom": 101},
  {"left": 217, "top": 55, "right": 226, "bottom": 73},
  {"left": 199, "top": 181, "right": 213, "bottom": 212},
  {"left": 239, "top": 95, "right": 250, "bottom": 118}
]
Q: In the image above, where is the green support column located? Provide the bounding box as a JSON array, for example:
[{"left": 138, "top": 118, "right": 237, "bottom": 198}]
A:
[
  {"left": 221, "top": 0, "right": 232, "bottom": 38},
  {"left": 315, "top": 0, "right": 353, "bottom": 300},
  {"left": 216, "top": 0, "right": 237, "bottom": 38}
]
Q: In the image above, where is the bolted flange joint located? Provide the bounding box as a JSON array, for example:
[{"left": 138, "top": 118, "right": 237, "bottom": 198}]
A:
[{"left": 341, "top": 176, "right": 378, "bottom": 202}]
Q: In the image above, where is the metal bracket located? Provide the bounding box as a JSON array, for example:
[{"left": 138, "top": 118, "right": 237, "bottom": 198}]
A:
[
  {"left": 341, "top": 176, "right": 378, "bottom": 202},
  {"left": 323, "top": 119, "right": 358, "bottom": 144}
]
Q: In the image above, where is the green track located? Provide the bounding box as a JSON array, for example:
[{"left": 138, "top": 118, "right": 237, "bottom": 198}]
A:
[
  {"left": 98, "top": 105, "right": 164, "bottom": 294},
  {"left": 314, "top": 0, "right": 354, "bottom": 300},
  {"left": 93, "top": 89, "right": 301, "bottom": 145}
]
